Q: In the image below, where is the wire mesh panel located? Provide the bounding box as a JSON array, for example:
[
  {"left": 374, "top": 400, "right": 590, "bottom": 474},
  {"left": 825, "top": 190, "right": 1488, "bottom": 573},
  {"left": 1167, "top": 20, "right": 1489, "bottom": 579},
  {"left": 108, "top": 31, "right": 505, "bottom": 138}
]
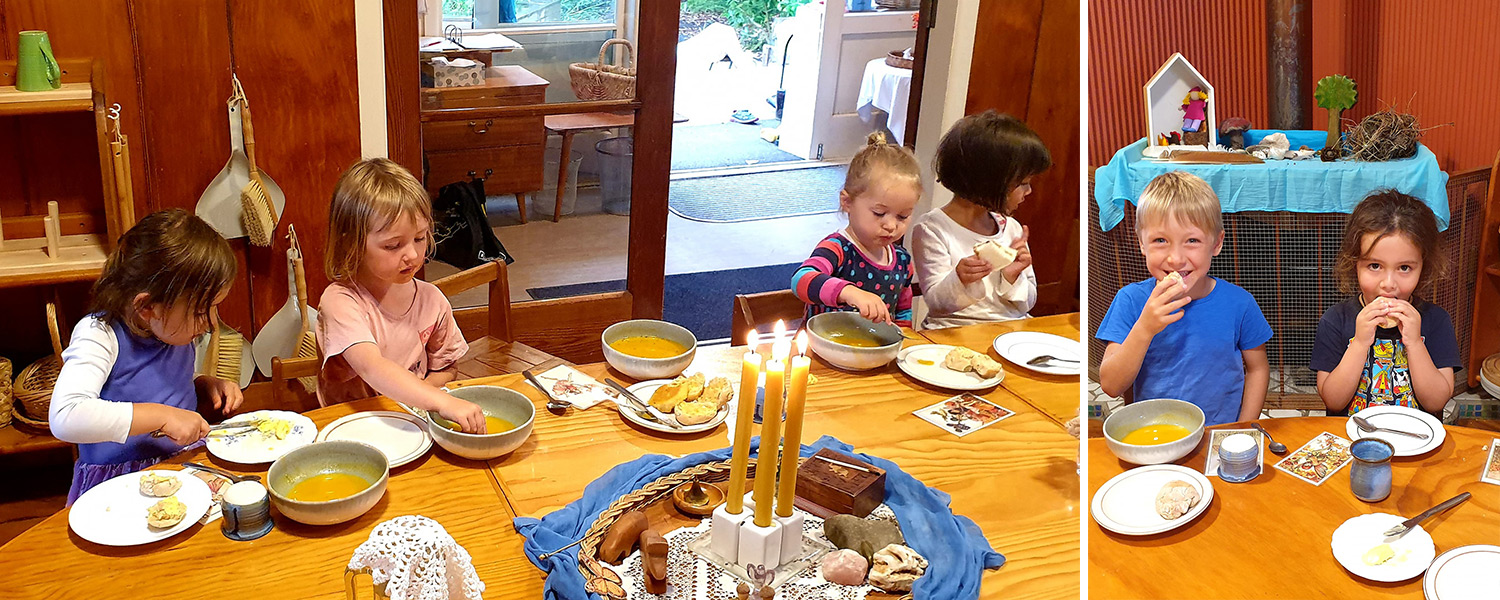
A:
[{"left": 1088, "top": 167, "right": 1488, "bottom": 406}]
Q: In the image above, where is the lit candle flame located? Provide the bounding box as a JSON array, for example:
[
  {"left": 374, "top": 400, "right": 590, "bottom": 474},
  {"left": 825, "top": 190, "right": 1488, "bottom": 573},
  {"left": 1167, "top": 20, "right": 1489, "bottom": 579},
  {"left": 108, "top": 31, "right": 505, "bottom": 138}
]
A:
[
  {"left": 796, "top": 330, "right": 808, "bottom": 357},
  {"left": 747, "top": 328, "right": 759, "bottom": 351},
  {"left": 772, "top": 338, "right": 791, "bottom": 362},
  {"left": 773, "top": 320, "right": 786, "bottom": 341}
]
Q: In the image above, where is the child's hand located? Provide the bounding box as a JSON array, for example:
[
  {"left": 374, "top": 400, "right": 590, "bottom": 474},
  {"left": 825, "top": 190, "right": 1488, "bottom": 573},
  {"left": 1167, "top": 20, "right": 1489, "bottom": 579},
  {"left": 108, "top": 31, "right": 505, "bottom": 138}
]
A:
[
  {"left": 1353, "top": 299, "right": 1392, "bottom": 347},
  {"left": 437, "top": 395, "right": 487, "bottom": 434},
  {"left": 955, "top": 255, "right": 994, "bottom": 285},
  {"left": 1000, "top": 226, "right": 1032, "bottom": 284},
  {"left": 1133, "top": 275, "right": 1191, "bottom": 335},
  {"left": 196, "top": 375, "right": 243, "bottom": 414},
  {"left": 1385, "top": 298, "right": 1424, "bottom": 345},
  {"left": 838, "top": 285, "right": 892, "bottom": 324},
  {"left": 156, "top": 406, "right": 211, "bottom": 445}
]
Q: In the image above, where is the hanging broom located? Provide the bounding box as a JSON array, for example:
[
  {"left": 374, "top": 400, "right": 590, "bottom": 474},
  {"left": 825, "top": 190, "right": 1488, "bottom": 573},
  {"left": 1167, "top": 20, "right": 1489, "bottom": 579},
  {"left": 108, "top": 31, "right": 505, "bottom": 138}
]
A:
[
  {"left": 291, "top": 230, "right": 320, "bottom": 393},
  {"left": 239, "top": 99, "right": 278, "bottom": 247},
  {"left": 206, "top": 307, "right": 244, "bottom": 385}
]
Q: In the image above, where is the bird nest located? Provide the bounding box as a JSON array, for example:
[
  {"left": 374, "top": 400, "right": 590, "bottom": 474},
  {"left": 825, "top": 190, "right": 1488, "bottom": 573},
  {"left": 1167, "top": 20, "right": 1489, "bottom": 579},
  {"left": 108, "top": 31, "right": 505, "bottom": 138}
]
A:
[{"left": 1345, "top": 108, "right": 1422, "bottom": 161}]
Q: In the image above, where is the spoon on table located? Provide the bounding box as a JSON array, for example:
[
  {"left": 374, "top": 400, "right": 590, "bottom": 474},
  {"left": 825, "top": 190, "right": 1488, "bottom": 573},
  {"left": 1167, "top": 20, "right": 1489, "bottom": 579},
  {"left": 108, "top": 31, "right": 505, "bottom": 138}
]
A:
[
  {"left": 1383, "top": 492, "right": 1471, "bottom": 538},
  {"left": 183, "top": 462, "right": 261, "bottom": 483},
  {"left": 1027, "top": 355, "right": 1079, "bottom": 367},
  {"left": 1250, "top": 422, "right": 1287, "bottom": 454},
  {"left": 523, "top": 369, "right": 570, "bottom": 415},
  {"left": 1351, "top": 414, "right": 1429, "bottom": 440}
]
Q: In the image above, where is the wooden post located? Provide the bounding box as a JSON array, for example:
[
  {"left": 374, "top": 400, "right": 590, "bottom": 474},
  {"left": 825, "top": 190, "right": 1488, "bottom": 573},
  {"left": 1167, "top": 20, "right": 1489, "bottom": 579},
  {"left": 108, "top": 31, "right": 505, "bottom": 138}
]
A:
[
  {"left": 45, "top": 201, "right": 62, "bottom": 259},
  {"left": 0, "top": 203, "right": 6, "bottom": 250}
]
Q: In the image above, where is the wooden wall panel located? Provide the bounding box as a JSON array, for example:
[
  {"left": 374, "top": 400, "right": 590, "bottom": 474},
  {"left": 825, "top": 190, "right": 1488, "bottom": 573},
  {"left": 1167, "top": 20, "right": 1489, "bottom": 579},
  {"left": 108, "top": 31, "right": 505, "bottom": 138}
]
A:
[
  {"left": 228, "top": 0, "right": 361, "bottom": 331},
  {"left": 625, "top": 1, "right": 678, "bottom": 320},
  {"left": 965, "top": 0, "right": 1080, "bottom": 315},
  {"left": 384, "top": 0, "right": 421, "bottom": 175}
]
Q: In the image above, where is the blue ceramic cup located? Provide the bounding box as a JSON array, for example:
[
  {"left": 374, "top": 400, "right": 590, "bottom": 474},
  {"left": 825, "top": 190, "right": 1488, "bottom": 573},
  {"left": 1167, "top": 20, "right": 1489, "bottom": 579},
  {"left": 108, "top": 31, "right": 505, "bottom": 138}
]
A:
[{"left": 1350, "top": 438, "right": 1395, "bottom": 502}]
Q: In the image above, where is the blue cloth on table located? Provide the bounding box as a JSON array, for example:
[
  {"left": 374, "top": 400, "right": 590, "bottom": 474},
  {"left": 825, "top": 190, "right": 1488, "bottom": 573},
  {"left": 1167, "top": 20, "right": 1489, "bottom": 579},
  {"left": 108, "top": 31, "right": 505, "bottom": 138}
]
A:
[
  {"left": 1093, "top": 133, "right": 1450, "bottom": 232},
  {"left": 514, "top": 435, "right": 1005, "bottom": 600}
]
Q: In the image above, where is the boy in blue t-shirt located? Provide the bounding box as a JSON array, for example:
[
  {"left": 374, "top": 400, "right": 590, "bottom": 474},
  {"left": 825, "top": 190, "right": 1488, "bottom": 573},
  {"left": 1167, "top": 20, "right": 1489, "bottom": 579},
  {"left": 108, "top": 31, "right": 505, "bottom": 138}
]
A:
[{"left": 1095, "top": 171, "right": 1273, "bottom": 426}]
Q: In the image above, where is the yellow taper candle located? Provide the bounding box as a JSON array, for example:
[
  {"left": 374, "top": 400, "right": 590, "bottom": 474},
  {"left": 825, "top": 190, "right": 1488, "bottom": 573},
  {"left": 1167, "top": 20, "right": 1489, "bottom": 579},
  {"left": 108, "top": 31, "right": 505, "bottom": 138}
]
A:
[
  {"left": 776, "top": 331, "right": 811, "bottom": 516},
  {"left": 726, "top": 330, "right": 760, "bottom": 514},
  {"left": 752, "top": 325, "right": 789, "bottom": 527}
]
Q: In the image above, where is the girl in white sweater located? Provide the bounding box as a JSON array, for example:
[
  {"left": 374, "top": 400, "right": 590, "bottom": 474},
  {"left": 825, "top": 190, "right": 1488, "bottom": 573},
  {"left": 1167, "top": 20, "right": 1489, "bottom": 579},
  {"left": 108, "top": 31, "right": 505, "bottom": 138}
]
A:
[{"left": 910, "top": 111, "right": 1052, "bottom": 329}]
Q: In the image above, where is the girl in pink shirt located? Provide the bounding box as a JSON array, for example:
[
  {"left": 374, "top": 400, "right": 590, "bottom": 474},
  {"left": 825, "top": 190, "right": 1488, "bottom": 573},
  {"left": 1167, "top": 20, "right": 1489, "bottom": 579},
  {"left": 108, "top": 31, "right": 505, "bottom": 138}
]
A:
[{"left": 316, "top": 158, "right": 487, "bottom": 433}]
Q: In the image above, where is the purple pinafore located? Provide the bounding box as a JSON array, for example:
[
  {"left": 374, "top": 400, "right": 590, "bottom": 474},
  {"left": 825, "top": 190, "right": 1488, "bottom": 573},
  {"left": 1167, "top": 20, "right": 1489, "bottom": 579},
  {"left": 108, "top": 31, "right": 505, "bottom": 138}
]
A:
[{"left": 66, "top": 318, "right": 201, "bottom": 504}]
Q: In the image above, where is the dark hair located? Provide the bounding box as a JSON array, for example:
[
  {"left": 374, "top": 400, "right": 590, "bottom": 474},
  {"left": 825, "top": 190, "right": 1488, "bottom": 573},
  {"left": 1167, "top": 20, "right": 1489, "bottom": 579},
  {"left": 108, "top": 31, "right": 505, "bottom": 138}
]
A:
[
  {"left": 1335, "top": 190, "right": 1446, "bottom": 295},
  {"left": 933, "top": 111, "right": 1052, "bottom": 214},
  {"left": 91, "top": 209, "right": 237, "bottom": 336}
]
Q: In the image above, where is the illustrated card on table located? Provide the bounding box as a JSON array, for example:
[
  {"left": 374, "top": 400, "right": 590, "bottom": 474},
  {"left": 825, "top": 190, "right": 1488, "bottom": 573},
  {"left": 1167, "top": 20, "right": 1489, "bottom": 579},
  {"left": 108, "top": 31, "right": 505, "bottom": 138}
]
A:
[
  {"left": 531, "top": 364, "right": 618, "bottom": 409},
  {"left": 1273, "top": 432, "right": 1353, "bottom": 486},
  {"left": 913, "top": 393, "right": 1014, "bottom": 437},
  {"left": 1205, "top": 428, "right": 1263, "bottom": 477},
  {"left": 1482, "top": 438, "right": 1500, "bottom": 486},
  {"left": 182, "top": 467, "right": 233, "bottom": 524}
]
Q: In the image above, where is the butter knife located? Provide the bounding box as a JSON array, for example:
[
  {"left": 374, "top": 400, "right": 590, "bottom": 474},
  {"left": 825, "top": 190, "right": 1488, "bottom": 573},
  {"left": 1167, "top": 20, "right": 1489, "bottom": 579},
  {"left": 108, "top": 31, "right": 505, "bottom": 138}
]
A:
[
  {"left": 604, "top": 378, "right": 682, "bottom": 430},
  {"left": 1383, "top": 492, "right": 1471, "bottom": 538}
]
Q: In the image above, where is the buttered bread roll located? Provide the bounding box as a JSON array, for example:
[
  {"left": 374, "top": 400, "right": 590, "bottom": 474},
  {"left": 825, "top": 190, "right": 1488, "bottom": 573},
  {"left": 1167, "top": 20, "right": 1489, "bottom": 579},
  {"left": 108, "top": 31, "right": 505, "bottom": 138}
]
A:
[
  {"left": 139, "top": 472, "right": 182, "bottom": 497},
  {"left": 673, "top": 400, "right": 718, "bottom": 425},
  {"left": 973, "top": 240, "right": 1017, "bottom": 269},
  {"left": 146, "top": 496, "right": 188, "bottom": 529}
]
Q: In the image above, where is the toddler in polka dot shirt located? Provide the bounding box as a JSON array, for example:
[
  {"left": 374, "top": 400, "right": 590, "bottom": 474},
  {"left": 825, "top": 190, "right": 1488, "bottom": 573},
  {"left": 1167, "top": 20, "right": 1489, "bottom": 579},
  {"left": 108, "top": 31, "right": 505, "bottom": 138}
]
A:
[{"left": 791, "top": 133, "right": 920, "bottom": 326}]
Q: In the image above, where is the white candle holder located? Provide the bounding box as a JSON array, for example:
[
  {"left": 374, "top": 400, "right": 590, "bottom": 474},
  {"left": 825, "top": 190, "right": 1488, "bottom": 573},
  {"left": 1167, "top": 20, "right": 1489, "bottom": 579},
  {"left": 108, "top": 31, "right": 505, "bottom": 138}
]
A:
[
  {"left": 740, "top": 492, "right": 757, "bottom": 513},
  {"left": 736, "top": 519, "right": 783, "bottom": 570},
  {"left": 774, "top": 512, "right": 804, "bottom": 560},
  {"left": 710, "top": 504, "right": 748, "bottom": 563}
]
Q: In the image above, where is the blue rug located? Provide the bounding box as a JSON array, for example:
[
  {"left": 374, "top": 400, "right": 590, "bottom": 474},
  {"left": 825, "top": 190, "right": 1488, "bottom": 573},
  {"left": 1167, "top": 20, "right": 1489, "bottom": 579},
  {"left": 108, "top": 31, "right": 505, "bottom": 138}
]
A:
[
  {"left": 526, "top": 263, "right": 801, "bottom": 341},
  {"left": 669, "top": 164, "right": 847, "bottom": 223},
  {"left": 671, "top": 120, "right": 801, "bottom": 171}
]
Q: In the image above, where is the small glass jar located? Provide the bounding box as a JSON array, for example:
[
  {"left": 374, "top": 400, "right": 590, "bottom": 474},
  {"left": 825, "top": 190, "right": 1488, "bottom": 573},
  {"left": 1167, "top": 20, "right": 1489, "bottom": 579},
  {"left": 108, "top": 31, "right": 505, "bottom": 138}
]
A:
[{"left": 1350, "top": 438, "right": 1395, "bottom": 502}]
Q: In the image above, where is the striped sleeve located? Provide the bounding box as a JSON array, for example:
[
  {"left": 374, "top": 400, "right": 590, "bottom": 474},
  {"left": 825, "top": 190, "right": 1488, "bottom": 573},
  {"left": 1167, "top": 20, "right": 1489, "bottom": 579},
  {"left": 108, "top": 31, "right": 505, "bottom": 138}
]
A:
[
  {"left": 791, "top": 237, "right": 851, "bottom": 308},
  {"left": 893, "top": 260, "right": 914, "bottom": 326}
]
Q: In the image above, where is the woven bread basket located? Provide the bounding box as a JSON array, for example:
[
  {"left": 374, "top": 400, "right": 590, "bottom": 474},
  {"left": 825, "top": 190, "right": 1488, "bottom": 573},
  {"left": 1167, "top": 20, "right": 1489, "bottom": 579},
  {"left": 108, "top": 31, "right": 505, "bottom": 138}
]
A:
[
  {"left": 13, "top": 298, "right": 65, "bottom": 427},
  {"left": 569, "top": 39, "right": 636, "bottom": 101},
  {"left": 885, "top": 50, "right": 913, "bottom": 69}
]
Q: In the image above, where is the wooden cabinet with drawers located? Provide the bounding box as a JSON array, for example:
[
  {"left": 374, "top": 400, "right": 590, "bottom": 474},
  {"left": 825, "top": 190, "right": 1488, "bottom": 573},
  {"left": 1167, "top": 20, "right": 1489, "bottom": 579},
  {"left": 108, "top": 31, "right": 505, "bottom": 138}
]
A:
[{"left": 421, "top": 65, "right": 548, "bottom": 222}]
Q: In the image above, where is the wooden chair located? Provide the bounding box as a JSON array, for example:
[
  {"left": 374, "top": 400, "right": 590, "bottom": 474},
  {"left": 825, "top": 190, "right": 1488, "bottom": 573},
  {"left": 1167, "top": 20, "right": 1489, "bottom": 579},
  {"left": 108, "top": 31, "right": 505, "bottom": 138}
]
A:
[
  {"left": 270, "top": 260, "right": 518, "bottom": 408},
  {"left": 730, "top": 290, "right": 805, "bottom": 346}
]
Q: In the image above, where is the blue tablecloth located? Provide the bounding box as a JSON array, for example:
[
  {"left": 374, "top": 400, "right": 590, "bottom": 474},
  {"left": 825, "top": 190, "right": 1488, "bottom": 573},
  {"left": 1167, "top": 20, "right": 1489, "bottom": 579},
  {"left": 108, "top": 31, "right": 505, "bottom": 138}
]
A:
[
  {"left": 1093, "top": 131, "right": 1450, "bottom": 232},
  {"left": 514, "top": 435, "right": 1005, "bottom": 600}
]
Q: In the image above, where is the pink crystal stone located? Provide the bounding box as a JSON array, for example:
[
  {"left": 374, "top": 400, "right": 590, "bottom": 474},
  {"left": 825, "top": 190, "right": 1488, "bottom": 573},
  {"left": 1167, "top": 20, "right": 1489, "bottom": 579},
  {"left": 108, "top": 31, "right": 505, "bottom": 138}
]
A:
[{"left": 820, "top": 549, "right": 869, "bottom": 586}]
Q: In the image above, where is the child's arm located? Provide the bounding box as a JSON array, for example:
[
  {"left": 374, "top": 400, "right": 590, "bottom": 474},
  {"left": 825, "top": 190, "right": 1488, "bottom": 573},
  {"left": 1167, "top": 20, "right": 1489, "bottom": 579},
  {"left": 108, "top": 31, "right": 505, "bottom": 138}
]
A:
[
  {"left": 1239, "top": 345, "right": 1268, "bottom": 421},
  {"left": 791, "top": 238, "right": 891, "bottom": 323},
  {"left": 1388, "top": 300, "right": 1456, "bottom": 412},
  {"left": 425, "top": 368, "right": 458, "bottom": 388},
  {"left": 893, "top": 262, "right": 914, "bottom": 327},
  {"left": 1097, "top": 278, "right": 1190, "bottom": 397},
  {"left": 422, "top": 303, "right": 469, "bottom": 389},
  {"left": 1315, "top": 301, "right": 1386, "bottom": 412},
  {"left": 50, "top": 318, "right": 209, "bottom": 445},
  {"left": 341, "top": 343, "right": 485, "bottom": 432},
  {"left": 910, "top": 223, "right": 987, "bottom": 315}
]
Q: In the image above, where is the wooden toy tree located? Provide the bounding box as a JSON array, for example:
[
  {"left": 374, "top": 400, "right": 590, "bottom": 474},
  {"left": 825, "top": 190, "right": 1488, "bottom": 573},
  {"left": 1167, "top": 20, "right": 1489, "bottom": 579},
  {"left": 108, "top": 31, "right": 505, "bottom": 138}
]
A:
[{"left": 1315, "top": 74, "right": 1357, "bottom": 159}]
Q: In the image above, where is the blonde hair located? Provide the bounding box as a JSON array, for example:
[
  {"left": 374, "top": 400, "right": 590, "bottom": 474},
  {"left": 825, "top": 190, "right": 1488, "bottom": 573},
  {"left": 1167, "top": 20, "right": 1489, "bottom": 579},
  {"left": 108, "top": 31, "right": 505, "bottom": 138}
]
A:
[
  {"left": 843, "top": 132, "right": 922, "bottom": 200},
  {"left": 1134, "top": 171, "right": 1223, "bottom": 237},
  {"left": 325, "top": 158, "right": 434, "bottom": 282}
]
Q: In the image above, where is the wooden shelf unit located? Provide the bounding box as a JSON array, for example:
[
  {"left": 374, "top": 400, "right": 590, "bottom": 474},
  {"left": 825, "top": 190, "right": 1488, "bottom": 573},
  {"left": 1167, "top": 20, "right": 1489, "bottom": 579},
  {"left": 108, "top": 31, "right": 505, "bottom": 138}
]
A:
[
  {"left": 0, "top": 58, "right": 128, "bottom": 289},
  {"left": 1468, "top": 152, "right": 1500, "bottom": 387}
]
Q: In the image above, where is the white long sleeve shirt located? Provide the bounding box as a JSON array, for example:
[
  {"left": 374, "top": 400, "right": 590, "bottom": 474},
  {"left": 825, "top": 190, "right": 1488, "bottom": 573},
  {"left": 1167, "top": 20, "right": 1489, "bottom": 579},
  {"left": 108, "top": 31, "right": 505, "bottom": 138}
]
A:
[
  {"left": 48, "top": 316, "right": 135, "bottom": 444},
  {"left": 909, "top": 208, "right": 1037, "bottom": 329}
]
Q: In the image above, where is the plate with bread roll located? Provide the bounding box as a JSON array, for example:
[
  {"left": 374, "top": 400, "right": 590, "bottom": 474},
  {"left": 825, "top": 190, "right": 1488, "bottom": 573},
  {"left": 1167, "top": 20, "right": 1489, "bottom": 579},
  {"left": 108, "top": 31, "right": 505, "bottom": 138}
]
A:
[
  {"left": 622, "top": 372, "right": 734, "bottom": 434},
  {"left": 896, "top": 344, "right": 1005, "bottom": 391}
]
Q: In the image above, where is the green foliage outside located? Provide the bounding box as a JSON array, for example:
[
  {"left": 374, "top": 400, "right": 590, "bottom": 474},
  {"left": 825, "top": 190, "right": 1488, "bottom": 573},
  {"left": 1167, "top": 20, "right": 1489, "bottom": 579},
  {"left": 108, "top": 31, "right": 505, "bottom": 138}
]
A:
[
  {"left": 682, "top": 0, "right": 813, "bottom": 52},
  {"left": 443, "top": 0, "right": 615, "bottom": 24}
]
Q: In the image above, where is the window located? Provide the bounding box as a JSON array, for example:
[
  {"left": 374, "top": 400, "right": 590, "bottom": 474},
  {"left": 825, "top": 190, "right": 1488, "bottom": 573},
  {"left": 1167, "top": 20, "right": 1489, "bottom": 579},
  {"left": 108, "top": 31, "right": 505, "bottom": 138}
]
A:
[{"left": 444, "top": 0, "right": 618, "bottom": 29}]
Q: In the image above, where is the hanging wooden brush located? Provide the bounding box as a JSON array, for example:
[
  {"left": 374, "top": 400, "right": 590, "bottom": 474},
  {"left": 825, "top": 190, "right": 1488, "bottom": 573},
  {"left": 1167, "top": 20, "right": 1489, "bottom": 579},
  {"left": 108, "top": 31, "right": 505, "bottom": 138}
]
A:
[
  {"left": 206, "top": 307, "right": 244, "bottom": 384},
  {"left": 290, "top": 227, "right": 319, "bottom": 392},
  {"left": 239, "top": 96, "right": 278, "bottom": 247}
]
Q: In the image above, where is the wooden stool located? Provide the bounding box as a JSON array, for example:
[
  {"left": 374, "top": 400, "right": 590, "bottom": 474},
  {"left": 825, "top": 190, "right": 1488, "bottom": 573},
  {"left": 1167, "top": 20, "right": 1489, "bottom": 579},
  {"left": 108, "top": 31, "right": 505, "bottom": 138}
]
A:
[{"left": 543, "top": 112, "right": 635, "bottom": 222}]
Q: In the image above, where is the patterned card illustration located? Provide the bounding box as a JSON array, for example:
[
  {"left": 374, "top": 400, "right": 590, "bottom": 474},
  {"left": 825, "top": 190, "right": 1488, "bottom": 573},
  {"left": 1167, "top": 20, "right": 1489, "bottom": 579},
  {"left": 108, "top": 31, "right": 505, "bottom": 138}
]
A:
[
  {"left": 1274, "top": 432, "right": 1353, "bottom": 486},
  {"left": 183, "top": 467, "right": 233, "bottom": 524},
  {"left": 1482, "top": 438, "right": 1500, "bottom": 486},
  {"left": 913, "top": 393, "right": 1014, "bottom": 437},
  {"left": 1204, "top": 428, "right": 1263, "bottom": 477},
  {"left": 532, "top": 364, "right": 618, "bottom": 409}
]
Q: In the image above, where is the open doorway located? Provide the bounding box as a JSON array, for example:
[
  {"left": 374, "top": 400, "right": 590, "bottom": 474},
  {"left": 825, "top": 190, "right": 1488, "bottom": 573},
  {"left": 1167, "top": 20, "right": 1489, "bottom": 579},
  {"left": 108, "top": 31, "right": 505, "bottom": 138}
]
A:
[{"left": 666, "top": 1, "right": 926, "bottom": 343}]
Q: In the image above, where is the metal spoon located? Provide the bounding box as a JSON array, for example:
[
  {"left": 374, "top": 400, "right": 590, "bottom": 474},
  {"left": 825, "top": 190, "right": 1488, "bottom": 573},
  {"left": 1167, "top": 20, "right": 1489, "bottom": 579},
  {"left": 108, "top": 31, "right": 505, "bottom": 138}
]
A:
[
  {"left": 1250, "top": 422, "right": 1288, "bottom": 454},
  {"left": 1027, "top": 355, "right": 1079, "bottom": 367},
  {"left": 1351, "top": 414, "right": 1430, "bottom": 440},
  {"left": 183, "top": 461, "right": 261, "bottom": 483},
  {"left": 523, "top": 369, "right": 570, "bottom": 415}
]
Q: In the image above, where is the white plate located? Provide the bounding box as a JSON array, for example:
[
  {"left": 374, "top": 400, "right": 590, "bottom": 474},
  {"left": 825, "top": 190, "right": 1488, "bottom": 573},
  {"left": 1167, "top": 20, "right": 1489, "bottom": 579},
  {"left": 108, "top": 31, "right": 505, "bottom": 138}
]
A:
[
  {"left": 992, "top": 331, "right": 1082, "bottom": 376},
  {"left": 1424, "top": 545, "right": 1500, "bottom": 599},
  {"left": 68, "top": 469, "right": 213, "bottom": 546},
  {"left": 1090, "top": 464, "right": 1214, "bottom": 536},
  {"left": 1344, "top": 405, "right": 1445, "bottom": 457},
  {"left": 316, "top": 411, "right": 431, "bottom": 469},
  {"left": 206, "top": 410, "right": 317, "bottom": 464},
  {"left": 619, "top": 379, "right": 731, "bottom": 434},
  {"left": 895, "top": 344, "right": 1004, "bottom": 391},
  {"left": 1330, "top": 513, "right": 1436, "bottom": 582}
]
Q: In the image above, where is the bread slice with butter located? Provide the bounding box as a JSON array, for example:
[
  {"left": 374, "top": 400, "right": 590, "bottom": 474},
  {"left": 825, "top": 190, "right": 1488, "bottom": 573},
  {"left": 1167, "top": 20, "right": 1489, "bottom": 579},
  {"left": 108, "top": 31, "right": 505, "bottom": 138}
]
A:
[{"left": 974, "top": 240, "right": 1018, "bottom": 269}]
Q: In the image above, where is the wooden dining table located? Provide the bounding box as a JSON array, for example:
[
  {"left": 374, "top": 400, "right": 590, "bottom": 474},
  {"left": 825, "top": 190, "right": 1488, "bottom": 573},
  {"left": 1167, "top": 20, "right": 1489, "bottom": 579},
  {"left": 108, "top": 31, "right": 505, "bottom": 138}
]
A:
[
  {"left": 0, "top": 318, "right": 1080, "bottom": 600},
  {"left": 1089, "top": 417, "right": 1500, "bottom": 599},
  {"left": 916, "top": 313, "right": 1082, "bottom": 426}
]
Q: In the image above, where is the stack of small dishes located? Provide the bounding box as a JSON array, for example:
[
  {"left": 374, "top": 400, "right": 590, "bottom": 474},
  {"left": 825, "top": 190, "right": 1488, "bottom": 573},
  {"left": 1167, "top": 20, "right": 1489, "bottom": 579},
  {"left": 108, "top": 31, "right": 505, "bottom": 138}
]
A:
[{"left": 1216, "top": 433, "right": 1260, "bottom": 483}]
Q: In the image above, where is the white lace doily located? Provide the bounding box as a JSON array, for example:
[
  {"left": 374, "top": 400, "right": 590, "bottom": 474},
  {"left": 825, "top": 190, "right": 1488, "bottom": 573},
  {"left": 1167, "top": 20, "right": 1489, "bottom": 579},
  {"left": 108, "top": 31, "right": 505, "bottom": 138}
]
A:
[
  {"left": 613, "top": 506, "right": 898, "bottom": 600},
  {"left": 348, "top": 515, "right": 485, "bottom": 600}
]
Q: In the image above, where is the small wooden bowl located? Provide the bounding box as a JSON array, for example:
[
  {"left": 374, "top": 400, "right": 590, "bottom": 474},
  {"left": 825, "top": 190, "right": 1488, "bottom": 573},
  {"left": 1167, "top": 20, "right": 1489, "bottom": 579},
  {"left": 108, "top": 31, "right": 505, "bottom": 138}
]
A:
[{"left": 670, "top": 479, "right": 725, "bottom": 516}]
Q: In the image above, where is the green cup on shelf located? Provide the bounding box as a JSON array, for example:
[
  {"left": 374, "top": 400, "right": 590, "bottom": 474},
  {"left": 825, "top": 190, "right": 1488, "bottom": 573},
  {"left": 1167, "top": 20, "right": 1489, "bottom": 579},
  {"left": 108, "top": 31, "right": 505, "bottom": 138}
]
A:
[{"left": 17, "top": 30, "right": 62, "bottom": 92}]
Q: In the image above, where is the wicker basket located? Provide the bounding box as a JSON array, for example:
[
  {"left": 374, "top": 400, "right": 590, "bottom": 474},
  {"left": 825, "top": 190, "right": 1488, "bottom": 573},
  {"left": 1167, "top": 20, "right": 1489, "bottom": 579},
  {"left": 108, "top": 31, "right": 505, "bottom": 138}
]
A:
[
  {"left": 885, "top": 50, "right": 913, "bottom": 69},
  {"left": 13, "top": 298, "right": 65, "bottom": 427},
  {"left": 569, "top": 39, "right": 637, "bottom": 101},
  {"left": 0, "top": 357, "right": 12, "bottom": 429}
]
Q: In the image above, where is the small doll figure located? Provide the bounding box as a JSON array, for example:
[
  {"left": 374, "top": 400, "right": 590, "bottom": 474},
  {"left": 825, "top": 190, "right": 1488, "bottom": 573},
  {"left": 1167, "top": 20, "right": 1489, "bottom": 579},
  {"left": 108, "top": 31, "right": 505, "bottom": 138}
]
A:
[{"left": 1180, "top": 86, "right": 1208, "bottom": 132}]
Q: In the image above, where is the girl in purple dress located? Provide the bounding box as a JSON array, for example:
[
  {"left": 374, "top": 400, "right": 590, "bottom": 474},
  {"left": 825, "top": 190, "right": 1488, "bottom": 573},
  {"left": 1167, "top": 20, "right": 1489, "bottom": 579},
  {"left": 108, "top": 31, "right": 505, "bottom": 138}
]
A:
[{"left": 49, "top": 209, "right": 242, "bottom": 504}]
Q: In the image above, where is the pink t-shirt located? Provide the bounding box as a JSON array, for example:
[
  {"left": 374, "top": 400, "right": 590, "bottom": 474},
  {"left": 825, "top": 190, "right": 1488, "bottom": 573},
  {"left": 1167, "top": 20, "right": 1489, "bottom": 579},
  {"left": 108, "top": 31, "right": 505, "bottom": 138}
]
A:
[{"left": 316, "top": 280, "right": 469, "bottom": 406}]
